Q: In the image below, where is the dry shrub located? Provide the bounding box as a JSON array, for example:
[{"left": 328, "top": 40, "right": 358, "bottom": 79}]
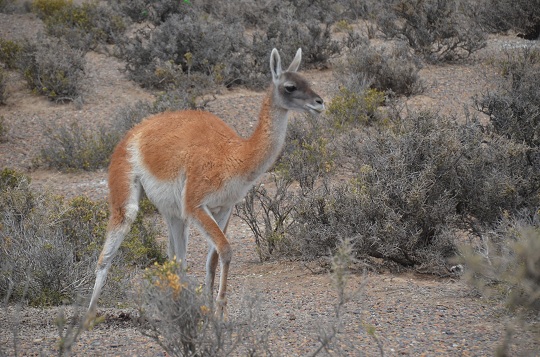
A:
[
  {"left": 136, "top": 260, "right": 272, "bottom": 356},
  {"left": 17, "top": 36, "right": 85, "bottom": 102},
  {"left": 0, "top": 169, "right": 165, "bottom": 306},
  {"left": 0, "top": 171, "right": 95, "bottom": 305},
  {"left": 119, "top": 13, "right": 245, "bottom": 89},
  {"left": 111, "top": 0, "right": 192, "bottom": 24},
  {"left": 474, "top": 0, "right": 540, "bottom": 39},
  {"left": 32, "top": 0, "right": 125, "bottom": 50},
  {"left": 235, "top": 174, "right": 297, "bottom": 261},
  {"left": 334, "top": 38, "right": 424, "bottom": 97},
  {"left": 143, "top": 0, "right": 342, "bottom": 28},
  {"left": 116, "top": 1, "right": 342, "bottom": 90},
  {"left": 475, "top": 46, "right": 540, "bottom": 149},
  {"left": 39, "top": 120, "right": 119, "bottom": 171},
  {"left": 0, "top": 115, "right": 8, "bottom": 142},
  {"left": 460, "top": 211, "right": 540, "bottom": 354},
  {"left": 239, "top": 106, "right": 540, "bottom": 274},
  {"left": 235, "top": 115, "right": 337, "bottom": 261},
  {"left": 251, "top": 15, "right": 340, "bottom": 73},
  {"left": 368, "top": 0, "right": 486, "bottom": 62}
]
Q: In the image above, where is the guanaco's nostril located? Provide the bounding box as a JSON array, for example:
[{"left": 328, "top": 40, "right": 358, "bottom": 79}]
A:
[{"left": 316, "top": 98, "right": 324, "bottom": 105}]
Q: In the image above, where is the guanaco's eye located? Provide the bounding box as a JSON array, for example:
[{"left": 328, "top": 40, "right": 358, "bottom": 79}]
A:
[{"left": 284, "top": 84, "right": 297, "bottom": 93}]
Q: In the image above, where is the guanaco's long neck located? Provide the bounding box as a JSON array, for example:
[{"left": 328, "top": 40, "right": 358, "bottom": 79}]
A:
[{"left": 243, "top": 87, "right": 289, "bottom": 181}]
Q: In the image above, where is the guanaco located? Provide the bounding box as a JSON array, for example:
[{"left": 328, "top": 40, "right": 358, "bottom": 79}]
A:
[{"left": 86, "top": 48, "right": 324, "bottom": 322}]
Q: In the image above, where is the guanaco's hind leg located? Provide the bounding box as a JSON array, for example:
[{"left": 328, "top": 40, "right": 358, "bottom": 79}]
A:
[
  {"left": 85, "top": 181, "right": 141, "bottom": 326},
  {"left": 164, "top": 214, "right": 189, "bottom": 269}
]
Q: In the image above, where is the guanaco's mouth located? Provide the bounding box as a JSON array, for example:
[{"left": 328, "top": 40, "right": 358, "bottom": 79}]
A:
[{"left": 306, "top": 104, "right": 325, "bottom": 114}]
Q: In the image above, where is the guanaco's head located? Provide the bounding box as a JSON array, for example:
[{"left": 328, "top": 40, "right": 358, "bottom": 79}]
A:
[{"left": 270, "top": 48, "right": 325, "bottom": 115}]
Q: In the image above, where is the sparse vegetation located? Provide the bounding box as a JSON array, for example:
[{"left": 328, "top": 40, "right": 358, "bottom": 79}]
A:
[
  {"left": 32, "top": 0, "right": 125, "bottom": 50},
  {"left": 334, "top": 38, "right": 424, "bottom": 97},
  {"left": 118, "top": 12, "right": 246, "bottom": 89},
  {"left": 38, "top": 82, "right": 205, "bottom": 172},
  {"left": 0, "top": 168, "right": 165, "bottom": 306},
  {"left": 475, "top": 46, "right": 540, "bottom": 149},
  {"left": 327, "top": 86, "right": 386, "bottom": 128},
  {"left": 136, "top": 260, "right": 273, "bottom": 356},
  {"left": 39, "top": 120, "right": 119, "bottom": 171},
  {"left": 0, "top": 38, "right": 22, "bottom": 70},
  {"left": 474, "top": 0, "right": 540, "bottom": 39},
  {"left": 368, "top": 0, "right": 487, "bottom": 62},
  {"left": 3, "top": 0, "right": 540, "bottom": 353},
  {"left": 460, "top": 211, "right": 540, "bottom": 354},
  {"left": 235, "top": 174, "right": 297, "bottom": 261},
  {"left": 17, "top": 36, "right": 85, "bottom": 102}
]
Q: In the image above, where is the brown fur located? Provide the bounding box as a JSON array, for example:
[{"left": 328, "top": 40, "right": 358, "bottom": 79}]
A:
[{"left": 107, "top": 133, "right": 133, "bottom": 228}]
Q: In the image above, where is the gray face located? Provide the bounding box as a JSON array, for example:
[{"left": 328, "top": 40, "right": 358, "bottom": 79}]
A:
[{"left": 276, "top": 72, "right": 325, "bottom": 114}]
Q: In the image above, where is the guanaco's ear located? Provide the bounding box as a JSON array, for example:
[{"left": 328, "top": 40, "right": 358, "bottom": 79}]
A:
[
  {"left": 287, "top": 48, "right": 302, "bottom": 73},
  {"left": 270, "top": 48, "right": 282, "bottom": 84}
]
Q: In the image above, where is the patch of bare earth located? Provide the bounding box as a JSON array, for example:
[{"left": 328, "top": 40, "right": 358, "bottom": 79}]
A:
[{"left": 1, "top": 12, "right": 539, "bottom": 356}]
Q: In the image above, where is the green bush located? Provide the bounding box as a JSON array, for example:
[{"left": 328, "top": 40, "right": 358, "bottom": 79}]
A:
[
  {"left": 0, "top": 38, "right": 22, "bottom": 69},
  {"left": 31, "top": 0, "right": 72, "bottom": 18},
  {"left": 327, "top": 87, "right": 386, "bottom": 128},
  {"left": 18, "top": 36, "right": 85, "bottom": 102},
  {"left": 60, "top": 195, "right": 164, "bottom": 267},
  {"left": 0, "top": 168, "right": 28, "bottom": 189}
]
